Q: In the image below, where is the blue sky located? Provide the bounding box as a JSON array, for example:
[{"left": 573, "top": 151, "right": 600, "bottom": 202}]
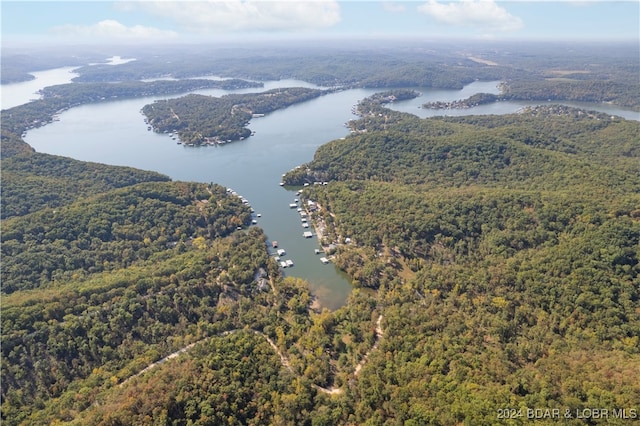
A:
[{"left": 1, "top": 1, "right": 638, "bottom": 46}]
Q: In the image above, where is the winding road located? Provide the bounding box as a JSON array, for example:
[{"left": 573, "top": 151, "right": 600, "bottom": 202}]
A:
[{"left": 121, "top": 315, "right": 384, "bottom": 395}]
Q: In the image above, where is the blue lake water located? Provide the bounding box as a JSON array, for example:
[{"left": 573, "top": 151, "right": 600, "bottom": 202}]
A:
[{"left": 8, "top": 69, "right": 638, "bottom": 309}]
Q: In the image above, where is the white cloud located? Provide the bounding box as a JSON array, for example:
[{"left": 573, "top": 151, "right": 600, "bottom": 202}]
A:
[
  {"left": 418, "top": 0, "right": 523, "bottom": 32},
  {"left": 127, "top": 0, "right": 341, "bottom": 33},
  {"left": 50, "top": 19, "right": 178, "bottom": 40}
]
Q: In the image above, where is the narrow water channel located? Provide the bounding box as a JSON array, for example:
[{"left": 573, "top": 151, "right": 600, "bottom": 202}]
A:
[
  {"left": 21, "top": 79, "right": 381, "bottom": 310},
  {"left": 9, "top": 70, "right": 638, "bottom": 309}
]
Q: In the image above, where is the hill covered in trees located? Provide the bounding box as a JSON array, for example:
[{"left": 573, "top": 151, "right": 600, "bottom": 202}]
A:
[
  {"left": 141, "top": 87, "right": 328, "bottom": 145},
  {"left": 1, "top": 130, "right": 382, "bottom": 425},
  {"left": 18, "top": 41, "right": 634, "bottom": 111},
  {"left": 282, "top": 103, "right": 640, "bottom": 423},
  {"left": 2, "top": 40, "right": 639, "bottom": 424},
  {"left": 0, "top": 150, "right": 383, "bottom": 424},
  {"left": 4, "top": 99, "right": 638, "bottom": 424}
]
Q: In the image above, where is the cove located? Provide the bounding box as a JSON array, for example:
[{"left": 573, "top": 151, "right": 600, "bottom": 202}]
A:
[
  {"left": 1, "top": 66, "right": 79, "bottom": 110},
  {"left": 19, "top": 78, "right": 638, "bottom": 309},
  {"left": 23, "top": 80, "right": 382, "bottom": 310}
]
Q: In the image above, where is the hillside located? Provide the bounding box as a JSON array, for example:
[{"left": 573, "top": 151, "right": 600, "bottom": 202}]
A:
[
  {"left": 141, "top": 87, "right": 328, "bottom": 145},
  {"left": 2, "top": 41, "right": 639, "bottom": 422},
  {"left": 1, "top": 139, "right": 382, "bottom": 426},
  {"left": 283, "top": 104, "right": 640, "bottom": 423}
]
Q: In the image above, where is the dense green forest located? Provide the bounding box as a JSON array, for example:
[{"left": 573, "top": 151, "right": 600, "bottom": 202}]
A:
[
  {"left": 1, "top": 152, "right": 170, "bottom": 219},
  {"left": 0, "top": 78, "right": 261, "bottom": 139},
  {"left": 282, "top": 103, "right": 640, "bottom": 423},
  {"left": 1, "top": 137, "right": 382, "bottom": 425},
  {"left": 4, "top": 100, "right": 639, "bottom": 424},
  {"left": 0, "top": 157, "right": 380, "bottom": 424},
  {"left": 141, "top": 87, "right": 327, "bottom": 145},
  {"left": 2, "top": 41, "right": 639, "bottom": 424}
]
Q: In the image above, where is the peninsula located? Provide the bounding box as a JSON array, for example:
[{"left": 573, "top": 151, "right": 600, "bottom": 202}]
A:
[{"left": 142, "top": 87, "right": 328, "bottom": 146}]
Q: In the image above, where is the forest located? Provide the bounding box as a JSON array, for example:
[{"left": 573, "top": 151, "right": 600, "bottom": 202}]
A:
[
  {"left": 2, "top": 40, "right": 639, "bottom": 424},
  {"left": 13, "top": 41, "right": 634, "bottom": 111},
  {"left": 141, "top": 87, "right": 327, "bottom": 145},
  {"left": 1, "top": 134, "right": 383, "bottom": 425},
  {"left": 0, "top": 78, "right": 261, "bottom": 139},
  {"left": 4, "top": 41, "right": 636, "bottom": 110},
  {"left": 282, "top": 102, "right": 640, "bottom": 423},
  {"left": 4, "top": 98, "right": 639, "bottom": 424}
]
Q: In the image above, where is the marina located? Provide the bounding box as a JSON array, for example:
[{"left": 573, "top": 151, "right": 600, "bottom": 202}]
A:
[{"left": 16, "top": 72, "right": 637, "bottom": 310}]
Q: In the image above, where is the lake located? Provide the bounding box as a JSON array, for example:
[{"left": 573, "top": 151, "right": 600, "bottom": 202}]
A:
[
  {"left": 1, "top": 66, "right": 79, "bottom": 110},
  {"left": 10, "top": 71, "right": 639, "bottom": 309}
]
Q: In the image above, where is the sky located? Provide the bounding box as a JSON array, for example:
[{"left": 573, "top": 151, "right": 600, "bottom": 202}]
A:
[{"left": 1, "top": 0, "right": 638, "bottom": 46}]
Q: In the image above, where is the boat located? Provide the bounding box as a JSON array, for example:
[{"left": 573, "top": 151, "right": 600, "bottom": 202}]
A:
[
  {"left": 272, "top": 241, "right": 278, "bottom": 248},
  {"left": 280, "top": 261, "right": 288, "bottom": 268},
  {"left": 314, "top": 249, "right": 321, "bottom": 254},
  {"left": 302, "top": 223, "right": 309, "bottom": 228},
  {"left": 285, "top": 259, "right": 294, "bottom": 267},
  {"left": 277, "top": 249, "right": 286, "bottom": 256},
  {"left": 289, "top": 203, "right": 298, "bottom": 208},
  {"left": 303, "top": 231, "right": 313, "bottom": 238},
  {"left": 320, "top": 257, "right": 330, "bottom": 264}
]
